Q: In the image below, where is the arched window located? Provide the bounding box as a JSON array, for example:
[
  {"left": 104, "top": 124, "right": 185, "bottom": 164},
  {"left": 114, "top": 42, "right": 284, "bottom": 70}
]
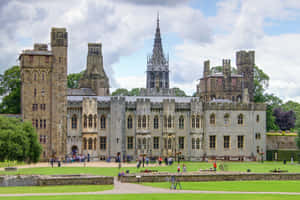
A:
[
  {"left": 210, "top": 113, "right": 216, "bottom": 125},
  {"left": 196, "top": 116, "right": 200, "bottom": 128},
  {"left": 196, "top": 138, "right": 200, "bottom": 149},
  {"left": 94, "top": 115, "right": 97, "bottom": 128},
  {"left": 88, "top": 114, "right": 93, "bottom": 128},
  {"left": 88, "top": 138, "right": 93, "bottom": 150},
  {"left": 71, "top": 114, "right": 77, "bottom": 129},
  {"left": 94, "top": 138, "right": 97, "bottom": 150},
  {"left": 101, "top": 115, "right": 106, "bottom": 129},
  {"left": 179, "top": 116, "right": 184, "bottom": 129},
  {"left": 142, "top": 115, "right": 147, "bottom": 128},
  {"left": 83, "top": 138, "right": 87, "bottom": 150},
  {"left": 224, "top": 113, "right": 230, "bottom": 125},
  {"left": 127, "top": 116, "right": 133, "bottom": 129},
  {"left": 238, "top": 114, "right": 243, "bottom": 125},
  {"left": 138, "top": 116, "right": 142, "bottom": 128},
  {"left": 168, "top": 115, "right": 172, "bottom": 128},
  {"left": 153, "top": 116, "right": 159, "bottom": 129},
  {"left": 83, "top": 115, "right": 87, "bottom": 128},
  {"left": 192, "top": 115, "right": 195, "bottom": 128}
]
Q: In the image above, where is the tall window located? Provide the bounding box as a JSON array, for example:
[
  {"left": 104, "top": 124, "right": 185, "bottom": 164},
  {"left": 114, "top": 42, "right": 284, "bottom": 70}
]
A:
[
  {"left": 238, "top": 114, "right": 243, "bottom": 125},
  {"left": 127, "top": 136, "right": 133, "bottom": 149},
  {"left": 179, "top": 116, "right": 184, "bottom": 129},
  {"left": 127, "top": 116, "right": 133, "bottom": 129},
  {"left": 138, "top": 138, "right": 142, "bottom": 149},
  {"left": 88, "top": 138, "right": 93, "bottom": 150},
  {"left": 88, "top": 115, "right": 93, "bottom": 128},
  {"left": 153, "top": 137, "right": 159, "bottom": 149},
  {"left": 192, "top": 138, "right": 195, "bottom": 149},
  {"left": 138, "top": 116, "right": 142, "bottom": 128},
  {"left": 94, "top": 115, "right": 97, "bottom": 128},
  {"left": 100, "top": 136, "right": 106, "bottom": 150},
  {"left": 210, "top": 114, "right": 216, "bottom": 125},
  {"left": 224, "top": 136, "right": 230, "bottom": 149},
  {"left": 94, "top": 138, "right": 97, "bottom": 150},
  {"left": 83, "top": 115, "right": 87, "bottom": 128},
  {"left": 100, "top": 115, "right": 106, "bottom": 129},
  {"left": 209, "top": 135, "right": 216, "bottom": 149},
  {"left": 192, "top": 116, "right": 195, "bottom": 128},
  {"left": 44, "top": 120, "right": 46, "bottom": 129},
  {"left": 34, "top": 88, "right": 37, "bottom": 97},
  {"left": 40, "top": 119, "right": 43, "bottom": 129},
  {"left": 238, "top": 135, "right": 244, "bottom": 148},
  {"left": 256, "top": 115, "right": 260, "bottom": 123},
  {"left": 196, "top": 138, "right": 200, "bottom": 149},
  {"left": 154, "top": 116, "right": 159, "bottom": 129},
  {"left": 196, "top": 116, "right": 200, "bottom": 128},
  {"left": 142, "top": 115, "right": 147, "bottom": 128},
  {"left": 164, "top": 116, "right": 167, "bottom": 128},
  {"left": 72, "top": 115, "right": 77, "bottom": 129},
  {"left": 168, "top": 115, "right": 172, "bottom": 128},
  {"left": 224, "top": 114, "right": 230, "bottom": 125},
  {"left": 255, "top": 133, "right": 261, "bottom": 140},
  {"left": 83, "top": 138, "right": 87, "bottom": 150},
  {"left": 167, "top": 138, "right": 172, "bottom": 149},
  {"left": 36, "top": 119, "right": 38, "bottom": 129},
  {"left": 179, "top": 137, "right": 184, "bottom": 149}
]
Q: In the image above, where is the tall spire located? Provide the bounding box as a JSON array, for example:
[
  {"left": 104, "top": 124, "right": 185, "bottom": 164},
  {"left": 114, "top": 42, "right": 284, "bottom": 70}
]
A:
[{"left": 151, "top": 12, "right": 166, "bottom": 65}]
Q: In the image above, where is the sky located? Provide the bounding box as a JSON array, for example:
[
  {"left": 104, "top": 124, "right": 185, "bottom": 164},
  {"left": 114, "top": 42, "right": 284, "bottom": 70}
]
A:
[{"left": 1, "top": 0, "right": 300, "bottom": 102}]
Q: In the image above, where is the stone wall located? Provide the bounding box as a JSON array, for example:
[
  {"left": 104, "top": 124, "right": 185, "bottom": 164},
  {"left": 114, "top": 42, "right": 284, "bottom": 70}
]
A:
[
  {"left": 0, "top": 175, "right": 113, "bottom": 187},
  {"left": 119, "top": 172, "right": 300, "bottom": 183}
]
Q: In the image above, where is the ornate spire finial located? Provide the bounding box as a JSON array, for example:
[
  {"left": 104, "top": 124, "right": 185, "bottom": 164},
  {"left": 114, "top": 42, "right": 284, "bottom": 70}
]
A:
[{"left": 157, "top": 11, "right": 159, "bottom": 28}]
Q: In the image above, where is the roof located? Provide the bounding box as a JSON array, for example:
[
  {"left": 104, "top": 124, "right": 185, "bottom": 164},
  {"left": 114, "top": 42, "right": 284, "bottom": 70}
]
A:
[
  {"left": 68, "top": 95, "right": 197, "bottom": 103},
  {"left": 67, "top": 88, "right": 96, "bottom": 96}
]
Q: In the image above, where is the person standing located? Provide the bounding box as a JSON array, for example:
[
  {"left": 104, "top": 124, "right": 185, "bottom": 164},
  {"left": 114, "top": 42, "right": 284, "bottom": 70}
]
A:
[
  {"left": 177, "top": 164, "right": 181, "bottom": 173},
  {"left": 213, "top": 161, "right": 217, "bottom": 171}
]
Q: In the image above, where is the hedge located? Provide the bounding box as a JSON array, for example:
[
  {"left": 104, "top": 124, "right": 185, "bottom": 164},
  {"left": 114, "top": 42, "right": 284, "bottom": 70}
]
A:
[{"left": 267, "top": 150, "right": 300, "bottom": 161}]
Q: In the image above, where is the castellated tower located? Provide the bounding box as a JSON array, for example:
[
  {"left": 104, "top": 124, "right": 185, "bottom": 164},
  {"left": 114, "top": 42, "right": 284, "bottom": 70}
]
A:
[
  {"left": 50, "top": 28, "right": 68, "bottom": 158},
  {"left": 222, "top": 59, "right": 232, "bottom": 95},
  {"left": 236, "top": 51, "right": 255, "bottom": 102},
  {"left": 79, "top": 43, "right": 110, "bottom": 96}
]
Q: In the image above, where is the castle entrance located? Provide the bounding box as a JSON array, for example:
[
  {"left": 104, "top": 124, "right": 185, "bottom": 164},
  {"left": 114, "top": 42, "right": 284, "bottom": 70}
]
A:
[{"left": 71, "top": 145, "right": 78, "bottom": 156}]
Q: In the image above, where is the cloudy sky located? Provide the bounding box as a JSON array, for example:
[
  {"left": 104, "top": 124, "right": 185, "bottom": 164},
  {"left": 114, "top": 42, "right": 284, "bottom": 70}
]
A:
[{"left": 1, "top": 0, "right": 300, "bottom": 101}]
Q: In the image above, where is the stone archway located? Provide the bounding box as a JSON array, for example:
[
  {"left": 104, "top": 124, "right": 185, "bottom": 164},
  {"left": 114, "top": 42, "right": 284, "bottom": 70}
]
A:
[{"left": 71, "top": 145, "right": 78, "bottom": 155}]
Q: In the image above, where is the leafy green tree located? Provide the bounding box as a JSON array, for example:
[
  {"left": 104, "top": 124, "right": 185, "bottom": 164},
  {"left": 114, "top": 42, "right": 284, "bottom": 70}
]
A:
[
  {"left": 129, "top": 88, "right": 141, "bottom": 96},
  {"left": 0, "top": 66, "right": 21, "bottom": 114},
  {"left": 253, "top": 65, "right": 270, "bottom": 103},
  {"left": 282, "top": 101, "right": 300, "bottom": 130},
  {"left": 174, "top": 87, "right": 187, "bottom": 97},
  {"left": 296, "top": 129, "right": 300, "bottom": 150},
  {"left": 0, "top": 116, "right": 42, "bottom": 163},
  {"left": 112, "top": 88, "right": 129, "bottom": 96},
  {"left": 67, "top": 71, "right": 84, "bottom": 88}
]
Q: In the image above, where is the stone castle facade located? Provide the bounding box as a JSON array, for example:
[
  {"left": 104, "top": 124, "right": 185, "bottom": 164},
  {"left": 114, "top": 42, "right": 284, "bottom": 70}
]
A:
[{"left": 20, "top": 17, "right": 266, "bottom": 161}]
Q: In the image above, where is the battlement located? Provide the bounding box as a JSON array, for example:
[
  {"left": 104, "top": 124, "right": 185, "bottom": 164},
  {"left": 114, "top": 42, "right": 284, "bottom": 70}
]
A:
[
  {"left": 51, "top": 27, "right": 68, "bottom": 47},
  {"left": 236, "top": 50, "right": 255, "bottom": 65},
  {"left": 222, "top": 59, "right": 231, "bottom": 66},
  {"left": 111, "top": 96, "right": 125, "bottom": 103},
  {"left": 204, "top": 102, "right": 266, "bottom": 111},
  {"left": 34, "top": 43, "right": 48, "bottom": 51},
  {"left": 88, "top": 43, "right": 102, "bottom": 56}
]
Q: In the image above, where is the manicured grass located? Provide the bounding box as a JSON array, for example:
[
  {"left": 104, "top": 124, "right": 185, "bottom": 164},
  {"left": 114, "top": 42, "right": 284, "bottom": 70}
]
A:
[
  {"left": 0, "top": 161, "right": 299, "bottom": 176},
  {"left": 0, "top": 185, "right": 113, "bottom": 194},
  {"left": 143, "top": 180, "right": 300, "bottom": 192},
  {"left": 1, "top": 194, "right": 300, "bottom": 200}
]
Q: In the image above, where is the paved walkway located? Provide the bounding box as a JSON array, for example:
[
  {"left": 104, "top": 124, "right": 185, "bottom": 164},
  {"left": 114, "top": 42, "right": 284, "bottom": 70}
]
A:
[{"left": 0, "top": 178, "right": 300, "bottom": 197}]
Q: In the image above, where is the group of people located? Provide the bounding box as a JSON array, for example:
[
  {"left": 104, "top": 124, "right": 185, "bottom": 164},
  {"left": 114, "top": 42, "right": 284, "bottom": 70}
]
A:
[{"left": 177, "top": 164, "right": 187, "bottom": 173}]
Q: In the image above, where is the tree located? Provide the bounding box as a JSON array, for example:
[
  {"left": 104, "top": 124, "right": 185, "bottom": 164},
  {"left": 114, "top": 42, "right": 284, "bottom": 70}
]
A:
[
  {"left": 281, "top": 101, "right": 300, "bottom": 130},
  {"left": 112, "top": 88, "right": 129, "bottom": 96},
  {"left": 253, "top": 65, "right": 270, "bottom": 103},
  {"left": 273, "top": 108, "right": 296, "bottom": 131},
  {"left": 0, "top": 66, "right": 21, "bottom": 114},
  {"left": 0, "top": 116, "right": 42, "bottom": 163},
  {"left": 174, "top": 87, "right": 187, "bottom": 97},
  {"left": 67, "top": 71, "right": 84, "bottom": 88},
  {"left": 296, "top": 129, "right": 300, "bottom": 150},
  {"left": 129, "top": 88, "right": 141, "bottom": 96}
]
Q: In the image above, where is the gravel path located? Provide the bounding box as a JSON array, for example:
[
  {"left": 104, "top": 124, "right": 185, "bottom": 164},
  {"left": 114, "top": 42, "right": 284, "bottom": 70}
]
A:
[{"left": 0, "top": 178, "right": 300, "bottom": 197}]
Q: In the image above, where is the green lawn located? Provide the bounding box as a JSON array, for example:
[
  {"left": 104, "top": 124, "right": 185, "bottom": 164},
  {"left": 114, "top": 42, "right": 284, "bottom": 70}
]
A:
[
  {"left": 0, "top": 161, "right": 299, "bottom": 176},
  {"left": 1, "top": 194, "right": 300, "bottom": 200},
  {"left": 0, "top": 185, "right": 113, "bottom": 194},
  {"left": 143, "top": 180, "right": 300, "bottom": 192}
]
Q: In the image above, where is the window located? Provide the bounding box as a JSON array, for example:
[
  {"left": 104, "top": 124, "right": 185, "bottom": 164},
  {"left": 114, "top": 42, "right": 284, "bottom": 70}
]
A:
[
  {"left": 39, "top": 135, "right": 46, "bottom": 144},
  {"left": 94, "top": 115, "right": 97, "bottom": 128},
  {"left": 100, "top": 115, "right": 106, "bottom": 129},
  {"left": 83, "top": 115, "right": 87, "bottom": 128},
  {"left": 41, "top": 88, "right": 45, "bottom": 96},
  {"left": 255, "top": 133, "right": 261, "bottom": 140},
  {"left": 143, "top": 138, "right": 147, "bottom": 149},
  {"left": 196, "top": 116, "right": 200, "bottom": 128},
  {"left": 127, "top": 116, "right": 133, "bottom": 129},
  {"left": 238, "top": 114, "right": 243, "bottom": 125},
  {"left": 88, "top": 115, "right": 93, "bottom": 128},
  {"left": 40, "top": 119, "right": 43, "bottom": 129},
  {"left": 34, "top": 88, "right": 37, "bottom": 97},
  {"left": 83, "top": 138, "right": 87, "bottom": 150},
  {"left": 196, "top": 138, "right": 200, "bottom": 149},
  {"left": 88, "top": 138, "right": 93, "bottom": 150},
  {"left": 44, "top": 120, "right": 46, "bottom": 129},
  {"left": 32, "top": 119, "right": 35, "bottom": 127},
  {"left": 224, "top": 114, "right": 230, "bottom": 125},
  {"left": 256, "top": 146, "right": 260, "bottom": 153},
  {"left": 71, "top": 115, "right": 77, "bottom": 129},
  {"left": 138, "top": 116, "right": 142, "bottom": 128},
  {"left": 142, "top": 115, "right": 147, "bottom": 128},
  {"left": 153, "top": 137, "right": 159, "bottom": 149},
  {"left": 179, "top": 137, "right": 184, "bottom": 149},
  {"left": 164, "top": 116, "right": 167, "bottom": 128},
  {"left": 237, "top": 135, "right": 244, "bottom": 149},
  {"left": 192, "top": 138, "right": 195, "bottom": 149},
  {"left": 168, "top": 115, "right": 172, "bottom": 128},
  {"left": 94, "top": 138, "right": 97, "bottom": 150},
  {"left": 154, "top": 116, "right": 159, "bottom": 129},
  {"left": 209, "top": 135, "right": 216, "bottom": 149},
  {"left": 192, "top": 116, "right": 195, "bottom": 128},
  {"left": 36, "top": 119, "right": 38, "bottom": 129},
  {"left": 210, "top": 114, "right": 216, "bottom": 125},
  {"left": 45, "top": 56, "right": 49, "bottom": 63},
  {"left": 256, "top": 115, "right": 260, "bottom": 123},
  {"left": 167, "top": 138, "right": 172, "bottom": 149},
  {"left": 164, "top": 138, "right": 167, "bottom": 149},
  {"left": 224, "top": 136, "right": 230, "bottom": 149},
  {"left": 179, "top": 116, "right": 184, "bottom": 129},
  {"left": 138, "top": 138, "right": 142, "bottom": 149},
  {"left": 127, "top": 136, "right": 133, "bottom": 149}
]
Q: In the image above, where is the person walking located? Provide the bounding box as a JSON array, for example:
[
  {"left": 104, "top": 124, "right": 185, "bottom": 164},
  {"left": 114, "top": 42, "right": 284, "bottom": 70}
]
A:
[
  {"left": 213, "top": 161, "right": 217, "bottom": 171},
  {"left": 177, "top": 164, "right": 181, "bottom": 173}
]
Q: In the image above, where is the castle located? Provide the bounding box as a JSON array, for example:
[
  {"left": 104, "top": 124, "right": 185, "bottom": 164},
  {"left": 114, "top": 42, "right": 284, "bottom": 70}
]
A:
[{"left": 19, "top": 17, "right": 266, "bottom": 161}]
